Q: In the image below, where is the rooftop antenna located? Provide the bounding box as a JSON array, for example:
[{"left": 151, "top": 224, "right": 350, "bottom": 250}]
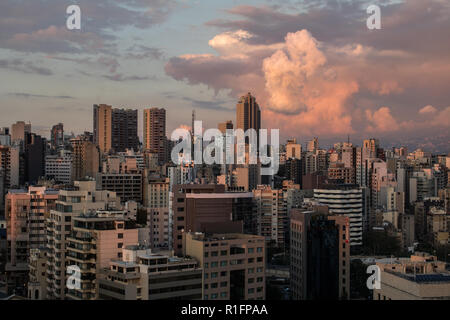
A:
[
  {"left": 347, "top": 134, "right": 350, "bottom": 144},
  {"left": 191, "top": 109, "right": 196, "bottom": 161},
  {"left": 191, "top": 110, "right": 196, "bottom": 136}
]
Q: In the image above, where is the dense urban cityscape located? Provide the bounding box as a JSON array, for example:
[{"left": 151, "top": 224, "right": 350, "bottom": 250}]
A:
[
  {"left": 0, "top": 93, "right": 449, "bottom": 301},
  {"left": 1, "top": 0, "right": 449, "bottom": 307}
]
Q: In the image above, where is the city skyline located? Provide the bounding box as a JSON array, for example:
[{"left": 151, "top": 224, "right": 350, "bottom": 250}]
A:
[{"left": 0, "top": 0, "right": 449, "bottom": 152}]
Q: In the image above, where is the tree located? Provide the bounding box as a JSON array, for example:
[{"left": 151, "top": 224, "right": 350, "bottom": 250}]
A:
[
  {"left": 362, "top": 230, "right": 402, "bottom": 256},
  {"left": 350, "top": 259, "right": 371, "bottom": 300}
]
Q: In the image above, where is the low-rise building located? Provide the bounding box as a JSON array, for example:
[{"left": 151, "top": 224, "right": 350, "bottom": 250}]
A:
[{"left": 373, "top": 252, "right": 450, "bottom": 300}]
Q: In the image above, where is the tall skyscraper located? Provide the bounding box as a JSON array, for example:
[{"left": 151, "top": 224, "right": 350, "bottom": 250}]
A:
[
  {"left": 236, "top": 92, "right": 261, "bottom": 132},
  {"left": 111, "top": 108, "right": 139, "bottom": 152},
  {"left": 93, "top": 104, "right": 139, "bottom": 153},
  {"left": 93, "top": 104, "right": 112, "bottom": 153},
  {"left": 143, "top": 108, "right": 166, "bottom": 165}
]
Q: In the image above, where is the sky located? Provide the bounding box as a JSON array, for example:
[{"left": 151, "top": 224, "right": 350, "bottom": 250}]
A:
[{"left": 0, "top": 0, "right": 449, "bottom": 152}]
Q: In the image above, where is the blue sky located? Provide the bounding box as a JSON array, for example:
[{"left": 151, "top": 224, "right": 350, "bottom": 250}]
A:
[
  {"left": 1, "top": 0, "right": 286, "bottom": 137},
  {"left": 0, "top": 0, "right": 449, "bottom": 152}
]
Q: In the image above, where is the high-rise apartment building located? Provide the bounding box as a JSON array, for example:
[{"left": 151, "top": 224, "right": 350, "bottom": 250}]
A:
[
  {"left": 328, "top": 162, "right": 355, "bottom": 185},
  {"left": 11, "top": 121, "right": 31, "bottom": 144},
  {"left": 27, "top": 248, "right": 49, "bottom": 300},
  {"left": 5, "top": 187, "right": 58, "bottom": 295},
  {"left": 50, "top": 123, "right": 64, "bottom": 150},
  {"left": 93, "top": 104, "right": 112, "bottom": 153},
  {"left": 253, "top": 185, "right": 288, "bottom": 248},
  {"left": 285, "top": 158, "right": 302, "bottom": 186},
  {"left": 71, "top": 136, "right": 100, "bottom": 181},
  {"left": 66, "top": 211, "right": 139, "bottom": 300},
  {"left": 45, "top": 150, "right": 73, "bottom": 184},
  {"left": 184, "top": 232, "right": 266, "bottom": 300},
  {"left": 286, "top": 138, "right": 301, "bottom": 160},
  {"left": 98, "top": 245, "right": 203, "bottom": 300},
  {"left": 0, "top": 145, "right": 20, "bottom": 190},
  {"left": 307, "top": 138, "right": 318, "bottom": 153},
  {"left": 111, "top": 108, "right": 139, "bottom": 152},
  {"left": 93, "top": 104, "right": 139, "bottom": 153},
  {"left": 24, "top": 132, "right": 46, "bottom": 185},
  {"left": 0, "top": 127, "right": 11, "bottom": 146},
  {"left": 363, "top": 138, "right": 380, "bottom": 159},
  {"left": 46, "top": 181, "right": 120, "bottom": 300},
  {"left": 96, "top": 172, "right": 143, "bottom": 203},
  {"left": 341, "top": 144, "right": 356, "bottom": 169},
  {"left": 144, "top": 176, "right": 169, "bottom": 209},
  {"left": 143, "top": 108, "right": 166, "bottom": 165},
  {"left": 314, "top": 184, "right": 363, "bottom": 248},
  {"left": 143, "top": 176, "right": 170, "bottom": 249},
  {"left": 290, "top": 208, "right": 350, "bottom": 300},
  {"left": 171, "top": 184, "right": 254, "bottom": 255}
]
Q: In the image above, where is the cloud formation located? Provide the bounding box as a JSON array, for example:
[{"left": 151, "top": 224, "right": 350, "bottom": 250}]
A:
[
  {"left": 165, "top": 0, "right": 450, "bottom": 140},
  {"left": 0, "top": 0, "right": 178, "bottom": 54},
  {"left": 0, "top": 58, "right": 53, "bottom": 75}
]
